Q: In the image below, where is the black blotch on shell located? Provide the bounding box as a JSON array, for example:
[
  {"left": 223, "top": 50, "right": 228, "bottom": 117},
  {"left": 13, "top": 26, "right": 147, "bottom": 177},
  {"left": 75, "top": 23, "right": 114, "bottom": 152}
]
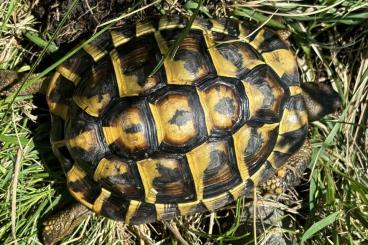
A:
[
  {"left": 152, "top": 163, "right": 181, "bottom": 186},
  {"left": 68, "top": 179, "right": 85, "bottom": 193},
  {"left": 168, "top": 109, "right": 192, "bottom": 127},
  {"left": 174, "top": 49, "right": 202, "bottom": 76},
  {"left": 258, "top": 30, "right": 288, "bottom": 53},
  {"left": 124, "top": 123, "right": 143, "bottom": 134},
  {"left": 48, "top": 77, "right": 74, "bottom": 103},
  {"left": 205, "top": 150, "right": 227, "bottom": 175},
  {"left": 217, "top": 45, "right": 244, "bottom": 70},
  {"left": 197, "top": 18, "right": 213, "bottom": 30},
  {"left": 284, "top": 94, "right": 305, "bottom": 111},
  {"left": 270, "top": 151, "right": 291, "bottom": 169},
  {"left": 278, "top": 124, "right": 308, "bottom": 154},
  {"left": 118, "top": 35, "right": 164, "bottom": 90},
  {"left": 243, "top": 125, "right": 278, "bottom": 176},
  {"left": 68, "top": 178, "right": 99, "bottom": 203},
  {"left": 130, "top": 202, "right": 156, "bottom": 225},
  {"left": 214, "top": 97, "right": 236, "bottom": 116},
  {"left": 100, "top": 194, "right": 129, "bottom": 221},
  {"left": 244, "top": 127, "right": 263, "bottom": 159},
  {"left": 100, "top": 170, "right": 142, "bottom": 200},
  {"left": 217, "top": 18, "right": 240, "bottom": 37},
  {"left": 105, "top": 172, "right": 132, "bottom": 186}
]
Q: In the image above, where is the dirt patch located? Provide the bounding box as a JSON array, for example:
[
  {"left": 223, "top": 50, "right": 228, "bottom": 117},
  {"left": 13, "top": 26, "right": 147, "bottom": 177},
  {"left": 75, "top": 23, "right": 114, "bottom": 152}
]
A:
[{"left": 33, "top": 0, "right": 151, "bottom": 44}]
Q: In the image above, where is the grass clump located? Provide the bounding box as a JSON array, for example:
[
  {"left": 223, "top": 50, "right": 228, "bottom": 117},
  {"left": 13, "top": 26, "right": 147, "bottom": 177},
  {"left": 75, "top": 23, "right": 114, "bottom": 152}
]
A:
[{"left": 1, "top": 0, "right": 367, "bottom": 244}]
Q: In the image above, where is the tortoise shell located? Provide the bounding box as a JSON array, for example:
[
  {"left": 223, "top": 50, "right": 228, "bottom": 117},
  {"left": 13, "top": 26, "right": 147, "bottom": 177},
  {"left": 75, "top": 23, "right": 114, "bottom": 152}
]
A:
[{"left": 46, "top": 16, "right": 308, "bottom": 224}]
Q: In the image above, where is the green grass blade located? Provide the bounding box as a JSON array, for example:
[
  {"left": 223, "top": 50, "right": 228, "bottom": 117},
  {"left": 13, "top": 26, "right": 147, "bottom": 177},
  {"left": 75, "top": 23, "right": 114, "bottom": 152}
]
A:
[
  {"left": 309, "top": 107, "right": 348, "bottom": 177},
  {"left": 301, "top": 211, "right": 341, "bottom": 243},
  {"left": 23, "top": 31, "right": 59, "bottom": 53},
  {"left": 233, "top": 8, "right": 286, "bottom": 29}
]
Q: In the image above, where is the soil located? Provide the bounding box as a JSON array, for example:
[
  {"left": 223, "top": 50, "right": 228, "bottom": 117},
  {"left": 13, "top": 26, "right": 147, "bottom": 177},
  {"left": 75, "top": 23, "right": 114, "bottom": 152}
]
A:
[{"left": 32, "top": 0, "right": 152, "bottom": 44}]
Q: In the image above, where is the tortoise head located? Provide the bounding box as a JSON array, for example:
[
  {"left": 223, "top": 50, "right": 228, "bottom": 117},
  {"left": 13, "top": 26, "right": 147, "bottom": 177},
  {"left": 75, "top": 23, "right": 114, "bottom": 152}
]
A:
[{"left": 301, "top": 82, "right": 341, "bottom": 122}]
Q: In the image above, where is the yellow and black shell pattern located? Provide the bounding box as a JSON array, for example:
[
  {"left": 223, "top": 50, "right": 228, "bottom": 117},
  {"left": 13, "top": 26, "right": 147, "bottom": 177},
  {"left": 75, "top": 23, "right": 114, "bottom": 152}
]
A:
[{"left": 46, "top": 16, "right": 308, "bottom": 224}]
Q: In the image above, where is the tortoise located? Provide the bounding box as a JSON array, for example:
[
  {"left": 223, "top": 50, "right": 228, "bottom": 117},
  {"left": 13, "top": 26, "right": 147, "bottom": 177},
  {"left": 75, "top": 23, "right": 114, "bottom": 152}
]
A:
[{"left": 42, "top": 16, "right": 340, "bottom": 244}]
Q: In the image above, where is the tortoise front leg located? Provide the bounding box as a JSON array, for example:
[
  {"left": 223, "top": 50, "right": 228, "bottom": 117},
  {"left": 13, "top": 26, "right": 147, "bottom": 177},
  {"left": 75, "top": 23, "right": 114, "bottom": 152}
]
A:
[
  {"left": 42, "top": 203, "right": 92, "bottom": 245},
  {"left": 262, "top": 140, "right": 312, "bottom": 194}
]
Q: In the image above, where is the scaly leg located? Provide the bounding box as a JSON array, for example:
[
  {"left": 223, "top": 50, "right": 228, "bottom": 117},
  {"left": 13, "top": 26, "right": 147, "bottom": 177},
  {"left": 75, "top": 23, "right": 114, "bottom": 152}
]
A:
[
  {"left": 42, "top": 203, "right": 92, "bottom": 245},
  {"left": 262, "top": 140, "right": 312, "bottom": 194}
]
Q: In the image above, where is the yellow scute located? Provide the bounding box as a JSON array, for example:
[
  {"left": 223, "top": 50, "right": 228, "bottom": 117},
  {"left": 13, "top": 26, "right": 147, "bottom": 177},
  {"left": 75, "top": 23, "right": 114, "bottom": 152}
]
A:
[
  {"left": 73, "top": 93, "right": 111, "bottom": 117},
  {"left": 262, "top": 49, "right": 296, "bottom": 78},
  {"left": 67, "top": 130, "right": 97, "bottom": 152}
]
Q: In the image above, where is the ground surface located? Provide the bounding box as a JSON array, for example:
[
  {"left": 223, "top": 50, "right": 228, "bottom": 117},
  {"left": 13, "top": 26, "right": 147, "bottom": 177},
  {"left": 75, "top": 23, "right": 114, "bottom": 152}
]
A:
[{"left": 0, "top": 1, "right": 367, "bottom": 244}]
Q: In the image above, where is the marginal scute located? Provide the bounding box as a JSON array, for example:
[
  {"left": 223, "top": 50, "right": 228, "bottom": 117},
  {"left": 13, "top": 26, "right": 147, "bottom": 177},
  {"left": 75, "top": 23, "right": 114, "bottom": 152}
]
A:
[
  {"left": 202, "top": 192, "right": 233, "bottom": 211},
  {"left": 110, "top": 25, "right": 135, "bottom": 47},
  {"left": 275, "top": 125, "right": 308, "bottom": 155},
  {"left": 266, "top": 151, "right": 291, "bottom": 169},
  {"left": 136, "top": 19, "right": 157, "bottom": 37},
  {"left": 85, "top": 31, "right": 113, "bottom": 59},
  {"left": 129, "top": 201, "right": 157, "bottom": 225},
  {"left": 255, "top": 29, "right": 299, "bottom": 86},
  {"left": 93, "top": 188, "right": 111, "bottom": 214},
  {"left": 262, "top": 49, "right": 299, "bottom": 86},
  {"left": 249, "top": 29, "right": 266, "bottom": 51},
  {"left": 210, "top": 18, "right": 240, "bottom": 37},
  {"left": 124, "top": 200, "right": 140, "bottom": 224},
  {"left": 229, "top": 179, "right": 254, "bottom": 200},
  {"left": 271, "top": 120, "right": 308, "bottom": 169},
  {"left": 56, "top": 65, "right": 81, "bottom": 84},
  {"left": 178, "top": 200, "right": 208, "bottom": 216},
  {"left": 278, "top": 95, "right": 308, "bottom": 135},
  {"left": 83, "top": 43, "right": 107, "bottom": 62},
  {"left": 47, "top": 73, "right": 74, "bottom": 120},
  {"left": 50, "top": 112, "right": 64, "bottom": 143},
  {"left": 56, "top": 48, "right": 95, "bottom": 83},
  {"left": 258, "top": 29, "right": 288, "bottom": 53},
  {"left": 155, "top": 203, "right": 180, "bottom": 220},
  {"left": 192, "top": 18, "right": 213, "bottom": 32},
  {"left": 99, "top": 194, "right": 129, "bottom": 220},
  {"left": 250, "top": 161, "right": 276, "bottom": 187},
  {"left": 239, "top": 22, "right": 258, "bottom": 41},
  {"left": 265, "top": 95, "right": 308, "bottom": 170},
  {"left": 50, "top": 114, "right": 74, "bottom": 173},
  {"left": 158, "top": 16, "right": 187, "bottom": 30}
]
